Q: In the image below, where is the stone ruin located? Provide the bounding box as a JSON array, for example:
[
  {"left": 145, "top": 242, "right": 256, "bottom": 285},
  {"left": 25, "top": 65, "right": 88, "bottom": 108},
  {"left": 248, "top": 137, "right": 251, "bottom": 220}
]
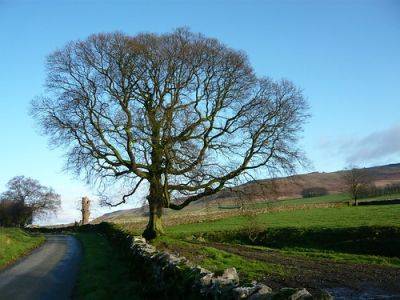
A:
[{"left": 81, "top": 196, "right": 90, "bottom": 225}]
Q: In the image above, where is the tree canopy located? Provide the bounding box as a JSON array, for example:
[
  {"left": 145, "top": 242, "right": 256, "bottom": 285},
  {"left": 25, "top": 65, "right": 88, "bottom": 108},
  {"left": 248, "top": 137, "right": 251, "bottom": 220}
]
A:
[
  {"left": 343, "top": 167, "right": 372, "bottom": 206},
  {"left": 0, "top": 176, "right": 60, "bottom": 227},
  {"left": 32, "top": 29, "right": 309, "bottom": 238}
]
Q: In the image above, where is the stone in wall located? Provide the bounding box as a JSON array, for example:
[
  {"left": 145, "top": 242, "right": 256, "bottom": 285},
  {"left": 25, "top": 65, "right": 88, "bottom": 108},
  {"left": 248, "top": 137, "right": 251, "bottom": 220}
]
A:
[
  {"left": 98, "top": 225, "right": 333, "bottom": 300},
  {"left": 126, "top": 235, "right": 333, "bottom": 299}
]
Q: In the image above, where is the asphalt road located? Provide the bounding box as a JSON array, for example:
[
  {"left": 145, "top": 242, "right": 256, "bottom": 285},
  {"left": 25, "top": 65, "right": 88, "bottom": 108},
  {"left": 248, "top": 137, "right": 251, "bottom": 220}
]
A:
[{"left": 0, "top": 235, "right": 82, "bottom": 300}]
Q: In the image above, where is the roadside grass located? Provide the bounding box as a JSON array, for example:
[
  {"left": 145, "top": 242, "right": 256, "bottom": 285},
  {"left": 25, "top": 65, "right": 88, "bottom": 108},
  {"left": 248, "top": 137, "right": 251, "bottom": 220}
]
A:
[
  {"left": 167, "top": 204, "right": 400, "bottom": 236},
  {"left": 152, "top": 236, "right": 288, "bottom": 283},
  {"left": 75, "top": 232, "right": 143, "bottom": 300},
  {"left": 0, "top": 227, "right": 45, "bottom": 269}
]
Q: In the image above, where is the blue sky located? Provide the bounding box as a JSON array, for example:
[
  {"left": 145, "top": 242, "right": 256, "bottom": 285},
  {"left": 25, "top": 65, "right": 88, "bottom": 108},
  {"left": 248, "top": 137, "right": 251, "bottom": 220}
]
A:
[{"left": 0, "top": 0, "right": 399, "bottom": 224}]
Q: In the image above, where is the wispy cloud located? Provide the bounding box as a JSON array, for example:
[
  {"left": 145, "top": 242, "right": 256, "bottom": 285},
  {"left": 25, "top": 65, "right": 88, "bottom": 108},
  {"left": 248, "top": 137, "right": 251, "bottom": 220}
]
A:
[
  {"left": 344, "top": 124, "right": 400, "bottom": 164},
  {"left": 319, "top": 124, "right": 400, "bottom": 166}
]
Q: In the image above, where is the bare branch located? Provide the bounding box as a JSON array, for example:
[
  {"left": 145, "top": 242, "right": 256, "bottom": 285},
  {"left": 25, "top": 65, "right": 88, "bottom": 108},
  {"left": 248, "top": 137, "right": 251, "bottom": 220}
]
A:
[{"left": 31, "top": 29, "right": 309, "bottom": 238}]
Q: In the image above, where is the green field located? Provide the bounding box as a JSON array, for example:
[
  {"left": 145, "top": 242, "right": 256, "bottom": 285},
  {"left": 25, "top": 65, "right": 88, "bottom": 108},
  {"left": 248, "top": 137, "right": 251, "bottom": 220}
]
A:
[
  {"left": 153, "top": 235, "right": 289, "bottom": 282},
  {"left": 167, "top": 204, "right": 400, "bottom": 235},
  {"left": 144, "top": 203, "right": 400, "bottom": 288},
  {"left": 109, "top": 192, "right": 400, "bottom": 294},
  {"left": 75, "top": 232, "right": 144, "bottom": 299},
  {"left": 0, "top": 228, "right": 45, "bottom": 269}
]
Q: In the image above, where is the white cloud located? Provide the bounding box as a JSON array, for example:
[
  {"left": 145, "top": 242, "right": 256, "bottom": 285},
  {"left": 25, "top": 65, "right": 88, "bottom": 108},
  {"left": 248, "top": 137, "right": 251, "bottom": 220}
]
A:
[
  {"left": 318, "top": 123, "right": 400, "bottom": 167},
  {"left": 344, "top": 124, "right": 400, "bottom": 164}
]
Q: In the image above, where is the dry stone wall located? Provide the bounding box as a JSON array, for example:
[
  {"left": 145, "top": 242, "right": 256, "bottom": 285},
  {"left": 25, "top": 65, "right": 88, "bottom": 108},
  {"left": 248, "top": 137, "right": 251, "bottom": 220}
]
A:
[{"left": 97, "top": 223, "right": 332, "bottom": 299}]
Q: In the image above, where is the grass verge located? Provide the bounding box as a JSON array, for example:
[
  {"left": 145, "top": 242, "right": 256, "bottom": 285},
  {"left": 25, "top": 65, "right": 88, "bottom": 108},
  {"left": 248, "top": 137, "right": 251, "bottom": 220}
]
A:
[
  {"left": 0, "top": 227, "right": 45, "bottom": 270},
  {"left": 74, "top": 232, "right": 143, "bottom": 300}
]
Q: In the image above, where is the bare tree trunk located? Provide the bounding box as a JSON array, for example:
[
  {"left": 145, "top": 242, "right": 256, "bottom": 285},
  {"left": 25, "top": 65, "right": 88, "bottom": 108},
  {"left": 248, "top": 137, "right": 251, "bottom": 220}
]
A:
[
  {"left": 142, "top": 177, "right": 165, "bottom": 240},
  {"left": 143, "top": 202, "right": 164, "bottom": 240}
]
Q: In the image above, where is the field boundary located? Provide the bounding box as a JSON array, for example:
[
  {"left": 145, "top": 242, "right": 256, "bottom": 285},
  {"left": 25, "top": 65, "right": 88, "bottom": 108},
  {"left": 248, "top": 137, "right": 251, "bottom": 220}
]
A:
[
  {"left": 112, "top": 201, "right": 345, "bottom": 230},
  {"left": 94, "top": 223, "right": 334, "bottom": 300},
  {"left": 188, "top": 226, "right": 400, "bottom": 258}
]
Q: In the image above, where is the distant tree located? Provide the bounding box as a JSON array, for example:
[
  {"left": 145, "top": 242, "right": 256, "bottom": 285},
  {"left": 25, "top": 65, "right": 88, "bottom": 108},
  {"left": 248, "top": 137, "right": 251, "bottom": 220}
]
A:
[
  {"left": 301, "top": 187, "right": 328, "bottom": 198},
  {"left": 342, "top": 167, "right": 372, "bottom": 206},
  {"left": 357, "top": 182, "right": 400, "bottom": 199},
  {"left": 31, "top": 29, "right": 309, "bottom": 239},
  {"left": 0, "top": 176, "right": 60, "bottom": 227}
]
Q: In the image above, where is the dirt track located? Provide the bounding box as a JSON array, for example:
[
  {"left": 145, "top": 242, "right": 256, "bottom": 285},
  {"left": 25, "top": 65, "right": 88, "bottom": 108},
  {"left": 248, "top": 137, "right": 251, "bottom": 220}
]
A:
[
  {"left": 208, "top": 242, "right": 400, "bottom": 299},
  {"left": 0, "top": 235, "right": 81, "bottom": 300}
]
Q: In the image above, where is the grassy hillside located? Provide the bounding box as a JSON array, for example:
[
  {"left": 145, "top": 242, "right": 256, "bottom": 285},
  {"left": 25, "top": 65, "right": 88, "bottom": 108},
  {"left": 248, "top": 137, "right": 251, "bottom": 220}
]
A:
[
  {"left": 93, "top": 162, "right": 400, "bottom": 224},
  {"left": 0, "top": 228, "right": 45, "bottom": 269},
  {"left": 229, "top": 163, "right": 400, "bottom": 200}
]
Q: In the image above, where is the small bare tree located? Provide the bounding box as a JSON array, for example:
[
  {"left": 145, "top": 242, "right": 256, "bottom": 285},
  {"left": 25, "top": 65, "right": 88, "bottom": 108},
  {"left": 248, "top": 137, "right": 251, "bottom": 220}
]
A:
[
  {"left": 230, "top": 178, "right": 275, "bottom": 242},
  {"left": 31, "top": 29, "right": 309, "bottom": 239},
  {"left": 343, "top": 167, "right": 372, "bottom": 206},
  {"left": 0, "top": 176, "right": 60, "bottom": 226}
]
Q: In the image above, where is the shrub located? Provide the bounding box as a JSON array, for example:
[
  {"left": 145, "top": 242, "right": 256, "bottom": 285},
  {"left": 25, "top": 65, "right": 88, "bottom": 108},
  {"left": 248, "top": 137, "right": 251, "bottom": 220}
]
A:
[
  {"left": 358, "top": 183, "right": 400, "bottom": 199},
  {"left": 301, "top": 187, "right": 328, "bottom": 198},
  {"left": 0, "top": 200, "right": 33, "bottom": 227},
  {"left": 198, "top": 226, "right": 400, "bottom": 257},
  {"left": 0, "top": 176, "right": 60, "bottom": 227}
]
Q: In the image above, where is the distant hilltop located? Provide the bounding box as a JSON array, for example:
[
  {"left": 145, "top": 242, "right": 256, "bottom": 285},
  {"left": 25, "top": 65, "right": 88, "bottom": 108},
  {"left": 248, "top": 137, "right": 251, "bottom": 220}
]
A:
[
  {"left": 240, "top": 163, "right": 400, "bottom": 200},
  {"left": 93, "top": 163, "right": 400, "bottom": 223}
]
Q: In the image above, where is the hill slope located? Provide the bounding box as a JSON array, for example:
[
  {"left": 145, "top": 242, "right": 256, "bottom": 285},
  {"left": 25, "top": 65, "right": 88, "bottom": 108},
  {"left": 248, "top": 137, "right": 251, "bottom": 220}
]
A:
[{"left": 93, "top": 163, "right": 400, "bottom": 223}]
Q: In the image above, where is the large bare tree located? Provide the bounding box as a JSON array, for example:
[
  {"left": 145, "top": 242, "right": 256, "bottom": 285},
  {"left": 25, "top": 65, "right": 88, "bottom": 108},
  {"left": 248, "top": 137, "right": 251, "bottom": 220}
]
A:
[{"left": 31, "top": 29, "right": 309, "bottom": 239}]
